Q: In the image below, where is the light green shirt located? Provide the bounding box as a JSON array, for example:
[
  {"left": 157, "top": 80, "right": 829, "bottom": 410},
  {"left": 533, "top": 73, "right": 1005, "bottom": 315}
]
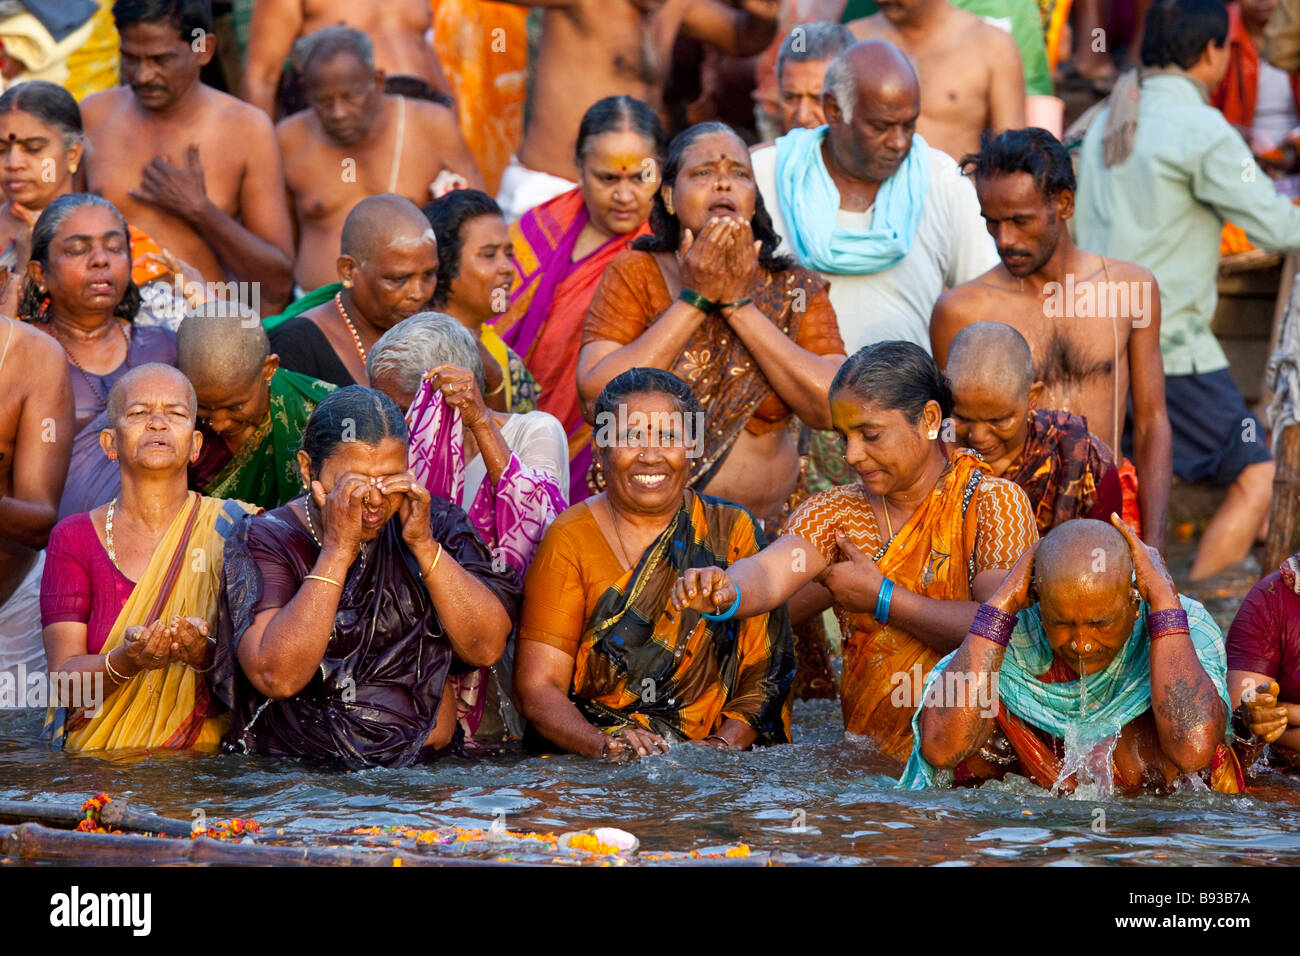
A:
[{"left": 1075, "top": 74, "right": 1300, "bottom": 376}]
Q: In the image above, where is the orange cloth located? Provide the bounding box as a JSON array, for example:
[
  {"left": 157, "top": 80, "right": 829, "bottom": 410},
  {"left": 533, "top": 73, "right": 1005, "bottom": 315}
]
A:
[
  {"left": 430, "top": 0, "right": 528, "bottom": 195},
  {"left": 1118, "top": 456, "right": 1142, "bottom": 539},
  {"left": 520, "top": 497, "right": 792, "bottom": 741},
  {"left": 129, "top": 225, "right": 171, "bottom": 286},
  {"left": 782, "top": 449, "right": 1039, "bottom": 760},
  {"left": 1214, "top": 2, "right": 1300, "bottom": 128}
]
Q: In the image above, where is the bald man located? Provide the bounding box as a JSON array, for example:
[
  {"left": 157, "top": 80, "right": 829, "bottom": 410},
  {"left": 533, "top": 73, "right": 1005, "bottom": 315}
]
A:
[
  {"left": 930, "top": 127, "right": 1170, "bottom": 555},
  {"left": 847, "top": 0, "right": 1025, "bottom": 161},
  {"left": 905, "top": 517, "right": 1239, "bottom": 793},
  {"left": 945, "top": 322, "right": 1121, "bottom": 538},
  {"left": 752, "top": 39, "right": 997, "bottom": 355},
  {"left": 278, "top": 26, "right": 484, "bottom": 293},
  {"left": 82, "top": 0, "right": 295, "bottom": 312},
  {"left": 0, "top": 316, "right": 73, "bottom": 677},
  {"left": 180, "top": 305, "right": 335, "bottom": 510},
  {"left": 269, "top": 194, "right": 439, "bottom": 387}
]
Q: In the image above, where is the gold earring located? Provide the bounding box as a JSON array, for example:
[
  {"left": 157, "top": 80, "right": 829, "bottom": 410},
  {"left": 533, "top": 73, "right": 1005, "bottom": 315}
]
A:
[
  {"left": 70, "top": 164, "right": 78, "bottom": 174},
  {"left": 928, "top": 430, "right": 939, "bottom": 440},
  {"left": 342, "top": 279, "right": 353, "bottom": 288}
]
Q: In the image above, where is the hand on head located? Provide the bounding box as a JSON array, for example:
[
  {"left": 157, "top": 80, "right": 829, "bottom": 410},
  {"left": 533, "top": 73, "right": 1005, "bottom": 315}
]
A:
[
  {"left": 986, "top": 539, "right": 1041, "bottom": 615},
  {"left": 1109, "top": 512, "right": 1176, "bottom": 606}
]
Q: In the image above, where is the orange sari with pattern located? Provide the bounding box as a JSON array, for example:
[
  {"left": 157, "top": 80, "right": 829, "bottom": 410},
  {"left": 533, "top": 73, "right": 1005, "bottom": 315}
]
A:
[{"left": 785, "top": 450, "right": 1033, "bottom": 760}]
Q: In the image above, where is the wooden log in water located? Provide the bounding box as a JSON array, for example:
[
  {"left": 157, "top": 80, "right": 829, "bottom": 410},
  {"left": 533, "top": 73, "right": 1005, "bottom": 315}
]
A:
[
  {"left": 0, "top": 823, "right": 514, "bottom": 866},
  {"left": 1266, "top": 422, "right": 1300, "bottom": 571},
  {"left": 0, "top": 799, "right": 194, "bottom": 837}
]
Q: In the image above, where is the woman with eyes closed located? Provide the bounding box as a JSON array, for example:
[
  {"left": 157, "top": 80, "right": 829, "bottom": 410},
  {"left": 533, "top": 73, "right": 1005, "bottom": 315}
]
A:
[
  {"left": 671, "top": 342, "right": 1039, "bottom": 764},
  {"left": 576, "top": 121, "right": 846, "bottom": 527},
  {"left": 18, "top": 193, "right": 178, "bottom": 521}
]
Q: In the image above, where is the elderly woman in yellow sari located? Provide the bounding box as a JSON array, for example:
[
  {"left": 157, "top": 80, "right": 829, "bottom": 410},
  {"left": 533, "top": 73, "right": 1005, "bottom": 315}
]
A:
[
  {"left": 40, "top": 364, "right": 256, "bottom": 751},
  {"left": 672, "top": 342, "right": 1039, "bottom": 762}
]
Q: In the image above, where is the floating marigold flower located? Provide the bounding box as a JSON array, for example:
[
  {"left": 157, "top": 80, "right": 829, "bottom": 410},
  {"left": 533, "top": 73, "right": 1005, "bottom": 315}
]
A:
[{"left": 725, "top": 845, "right": 750, "bottom": 858}]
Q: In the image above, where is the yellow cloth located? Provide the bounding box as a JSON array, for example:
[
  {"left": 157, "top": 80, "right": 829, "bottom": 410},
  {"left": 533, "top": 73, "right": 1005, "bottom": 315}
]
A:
[
  {"left": 480, "top": 323, "right": 514, "bottom": 411},
  {"left": 60, "top": 494, "right": 256, "bottom": 752},
  {"left": 63, "top": 1, "right": 119, "bottom": 101}
]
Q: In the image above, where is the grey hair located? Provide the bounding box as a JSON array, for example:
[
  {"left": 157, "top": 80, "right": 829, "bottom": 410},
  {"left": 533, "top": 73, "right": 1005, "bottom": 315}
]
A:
[
  {"left": 293, "top": 24, "right": 375, "bottom": 75},
  {"left": 776, "top": 22, "right": 855, "bottom": 82},
  {"left": 366, "top": 311, "right": 486, "bottom": 398},
  {"left": 822, "top": 52, "right": 858, "bottom": 123}
]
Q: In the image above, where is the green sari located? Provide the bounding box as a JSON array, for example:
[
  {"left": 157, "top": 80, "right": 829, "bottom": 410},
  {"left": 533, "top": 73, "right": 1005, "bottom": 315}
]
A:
[{"left": 201, "top": 368, "right": 335, "bottom": 509}]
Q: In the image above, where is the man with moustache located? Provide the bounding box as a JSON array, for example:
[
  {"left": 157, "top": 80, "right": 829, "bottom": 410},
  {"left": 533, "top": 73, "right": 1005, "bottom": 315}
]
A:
[{"left": 81, "top": 0, "right": 295, "bottom": 312}]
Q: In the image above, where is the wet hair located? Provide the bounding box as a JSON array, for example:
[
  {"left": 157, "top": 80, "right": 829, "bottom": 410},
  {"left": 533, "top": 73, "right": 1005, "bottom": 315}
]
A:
[
  {"left": 367, "top": 311, "right": 486, "bottom": 398},
  {"left": 177, "top": 301, "right": 269, "bottom": 388},
  {"left": 112, "top": 0, "right": 213, "bottom": 42},
  {"left": 294, "top": 24, "right": 375, "bottom": 77},
  {"left": 1140, "top": 0, "right": 1228, "bottom": 69},
  {"left": 0, "top": 81, "right": 85, "bottom": 152},
  {"left": 960, "top": 126, "right": 1075, "bottom": 200},
  {"left": 422, "top": 189, "right": 503, "bottom": 308},
  {"left": 776, "top": 22, "right": 855, "bottom": 81},
  {"left": 299, "top": 385, "right": 409, "bottom": 481},
  {"left": 19, "top": 194, "right": 141, "bottom": 323},
  {"left": 830, "top": 341, "right": 953, "bottom": 423},
  {"left": 575, "top": 95, "right": 667, "bottom": 170},
  {"left": 106, "top": 362, "right": 196, "bottom": 425},
  {"left": 592, "top": 367, "right": 703, "bottom": 456},
  {"left": 632, "top": 122, "right": 792, "bottom": 272}
]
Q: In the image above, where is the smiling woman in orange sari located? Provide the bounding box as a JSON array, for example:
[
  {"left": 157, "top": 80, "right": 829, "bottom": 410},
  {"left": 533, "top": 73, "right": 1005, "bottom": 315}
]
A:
[{"left": 672, "top": 342, "right": 1038, "bottom": 762}]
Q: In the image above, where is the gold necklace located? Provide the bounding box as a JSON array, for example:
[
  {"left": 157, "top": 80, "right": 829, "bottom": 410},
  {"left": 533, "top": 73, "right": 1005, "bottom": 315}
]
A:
[
  {"left": 609, "top": 506, "right": 635, "bottom": 568},
  {"left": 334, "top": 292, "right": 368, "bottom": 362},
  {"left": 876, "top": 494, "right": 894, "bottom": 542}
]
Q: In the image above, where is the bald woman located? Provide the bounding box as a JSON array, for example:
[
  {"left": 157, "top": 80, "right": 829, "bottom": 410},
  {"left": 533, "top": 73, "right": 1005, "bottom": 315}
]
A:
[
  {"left": 907, "top": 516, "right": 1240, "bottom": 794},
  {"left": 944, "top": 321, "right": 1121, "bottom": 537},
  {"left": 269, "top": 194, "right": 440, "bottom": 386},
  {"left": 179, "top": 303, "right": 335, "bottom": 510}
]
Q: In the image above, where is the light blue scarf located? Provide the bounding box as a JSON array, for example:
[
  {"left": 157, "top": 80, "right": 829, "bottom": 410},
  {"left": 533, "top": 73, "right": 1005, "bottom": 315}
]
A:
[
  {"left": 774, "top": 125, "right": 930, "bottom": 275},
  {"left": 897, "top": 595, "right": 1230, "bottom": 790}
]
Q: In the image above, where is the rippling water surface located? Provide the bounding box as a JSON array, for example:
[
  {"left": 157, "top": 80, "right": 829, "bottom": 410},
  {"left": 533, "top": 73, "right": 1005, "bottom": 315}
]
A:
[{"left": 4, "top": 698, "right": 1300, "bottom": 865}]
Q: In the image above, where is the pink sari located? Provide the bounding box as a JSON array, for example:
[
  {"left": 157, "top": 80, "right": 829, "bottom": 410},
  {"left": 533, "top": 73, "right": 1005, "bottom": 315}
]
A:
[{"left": 407, "top": 379, "right": 567, "bottom": 744}]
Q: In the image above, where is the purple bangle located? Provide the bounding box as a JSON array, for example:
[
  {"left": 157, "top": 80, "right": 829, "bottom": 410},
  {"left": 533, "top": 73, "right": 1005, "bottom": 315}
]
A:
[
  {"left": 970, "top": 603, "right": 1017, "bottom": 646},
  {"left": 1148, "top": 607, "right": 1190, "bottom": 641}
]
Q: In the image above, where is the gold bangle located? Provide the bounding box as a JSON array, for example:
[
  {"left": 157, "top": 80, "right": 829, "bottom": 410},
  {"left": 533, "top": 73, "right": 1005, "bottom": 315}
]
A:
[
  {"left": 485, "top": 377, "right": 506, "bottom": 396},
  {"left": 422, "top": 542, "right": 443, "bottom": 579},
  {"left": 103, "top": 650, "right": 129, "bottom": 685},
  {"left": 304, "top": 573, "right": 344, "bottom": 588}
]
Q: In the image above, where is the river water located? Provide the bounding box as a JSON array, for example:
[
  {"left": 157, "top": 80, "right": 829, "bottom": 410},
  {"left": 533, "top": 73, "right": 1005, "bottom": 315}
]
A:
[{"left": 4, "top": 696, "right": 1300, "bottom": 865}]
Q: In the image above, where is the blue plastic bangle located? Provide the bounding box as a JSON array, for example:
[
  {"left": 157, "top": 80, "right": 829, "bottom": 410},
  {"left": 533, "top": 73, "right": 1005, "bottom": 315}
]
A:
[
  {"left": 874, "top": 578, "right": 894, "bottom": 624},
  {"left": 702, "top": 586, "right": 743, "bottom": 621}
]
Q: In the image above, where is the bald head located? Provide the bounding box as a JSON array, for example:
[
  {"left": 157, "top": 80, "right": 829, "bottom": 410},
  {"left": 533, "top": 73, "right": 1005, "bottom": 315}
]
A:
[
  {"left": 946, "top": 321, "right": 1035, "bottom": 400},
  {"left": 340, "top": 194, "right": 437, "bottom": 264},
  {"left": 1034, "top": 519, "right": 1134, "bottom": 600},
  {"left": 106, "top": 363, "right": 196, "bottom": 425},
  {"left": 824, "top": 39, "right": 919, "bottom": 122},
  {"left": 177, "top": 303, "right": 269, "bottom": 390}
]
